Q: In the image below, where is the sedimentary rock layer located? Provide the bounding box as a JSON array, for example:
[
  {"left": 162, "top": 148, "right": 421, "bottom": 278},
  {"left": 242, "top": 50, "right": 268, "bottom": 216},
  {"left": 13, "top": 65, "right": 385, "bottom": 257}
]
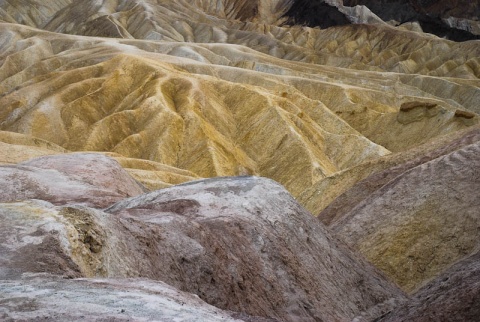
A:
[
  {"left": 0, "top": 1, "right": 479, "bottom": 320},
  {"left": 299, "top": 126, "right": 480, "bottom": 215}
]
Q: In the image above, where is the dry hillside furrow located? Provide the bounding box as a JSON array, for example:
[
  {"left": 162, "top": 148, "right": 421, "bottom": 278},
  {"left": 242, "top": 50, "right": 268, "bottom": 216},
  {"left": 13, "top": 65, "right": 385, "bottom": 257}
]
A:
[
  {"left": 299, "top": 125, "right": 480, "bottom": 215},
  {"left": 0, "top": 0, "right": 72, "bottom": 28}
]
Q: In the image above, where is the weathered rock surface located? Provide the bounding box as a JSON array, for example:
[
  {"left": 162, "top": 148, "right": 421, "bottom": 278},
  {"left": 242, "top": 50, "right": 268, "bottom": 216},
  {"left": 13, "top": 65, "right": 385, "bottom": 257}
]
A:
[
  {"left": 0, "top": 176, "right": 406, "bottom": 321},
  {"left": 0, "top": 274, "right": 246, "bottom": 321},
  {"left": 0, "top": 153, "right": 144, "bottom": 208},
  {"left": 1, "top": 18, "right": 479, "bottom": 199},
  {"left": 321, "top": 134, "right": 480, "bottom": 292},
  {"left": 105, "top": 176, "right": 406, "bottom": 321},
  {"left": 0, "top": 130, "right": 202, "bottom": 190},
  {"left": 0, "top": 200, "right": 82, "bottom": 280},
  {"left": 110, "top": 154, "right": 201, "bottom": 190},
  {"left": 342, "top": 0, "right": 480, "bottom": 40}
]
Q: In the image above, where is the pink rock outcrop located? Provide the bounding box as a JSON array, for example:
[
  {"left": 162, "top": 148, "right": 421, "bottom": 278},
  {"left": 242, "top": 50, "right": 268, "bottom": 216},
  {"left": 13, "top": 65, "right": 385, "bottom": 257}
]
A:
[
  {"left": 0, "top": 153, "right": 145, "bottom": 208},
  {"left": 105, "top": 176, "right": 405, "bottom": 321},
  {"left": 0, "top": 275, "right": 246, "bottom": 321}
]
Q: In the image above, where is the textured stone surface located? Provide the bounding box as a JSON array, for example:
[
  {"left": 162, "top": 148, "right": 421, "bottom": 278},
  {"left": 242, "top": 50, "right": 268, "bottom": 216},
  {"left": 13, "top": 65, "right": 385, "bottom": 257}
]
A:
[
  {"left": 0, "top": 177, "right": 406, "bottom": 321},
  {"left": 105, "top": 176, "right": 405, "bottom": 321},
  {"left": 342, "top": 0, "right": 480, "bottom": 40},
  {"left": 301, "top": 126, "right": 480, "bottom": 216},
  {"left": 0, "top": 18, "right": 479, "bottom": 199},
  {"left": 0, "top": 200, "right": 82, "bottom": 280},
  {"left": 0, "top": 275, "right": 245, "bottom": 321},
  {"left": 110, "top": 154, "right": 201, "bottom": 190},
  {"left": 0, "top": 131, "right": 65, "bottom": 164},
  {"left": 0, "top": 132, "right": 202, "bottom": 190}
]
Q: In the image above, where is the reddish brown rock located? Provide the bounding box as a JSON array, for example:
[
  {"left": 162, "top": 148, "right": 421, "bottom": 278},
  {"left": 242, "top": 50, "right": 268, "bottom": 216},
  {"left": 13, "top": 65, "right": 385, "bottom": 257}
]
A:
[
  {"left": 0, "top": 177, "right": 405, "bottom": 321},
  {"left": 105, "top": 176, "right": 405, "bottom": 321},
  {"left": 399, "top": 101, "right": 437, "bottom": 112},
  {"left": 455, "top": 109, "right": 476, "bottom": 119}
]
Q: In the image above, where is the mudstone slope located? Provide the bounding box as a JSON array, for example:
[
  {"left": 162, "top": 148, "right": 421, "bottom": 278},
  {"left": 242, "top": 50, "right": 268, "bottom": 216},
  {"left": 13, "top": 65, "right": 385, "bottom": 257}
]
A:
[{"left": 0, "top": 0, "right": 479, "bottom": 321}]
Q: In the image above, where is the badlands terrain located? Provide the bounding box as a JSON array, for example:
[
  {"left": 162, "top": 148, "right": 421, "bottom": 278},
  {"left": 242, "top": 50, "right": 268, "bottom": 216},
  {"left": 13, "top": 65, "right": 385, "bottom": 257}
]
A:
[{"left": 0, "top": 0, "right": 479, "bottom": 321}]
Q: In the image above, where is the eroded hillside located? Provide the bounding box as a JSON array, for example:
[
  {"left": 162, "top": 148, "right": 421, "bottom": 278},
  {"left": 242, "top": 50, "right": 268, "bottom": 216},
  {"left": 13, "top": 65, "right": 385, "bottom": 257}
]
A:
[{"left": 0, "top": 0, "right": 479, "bottom": 321}]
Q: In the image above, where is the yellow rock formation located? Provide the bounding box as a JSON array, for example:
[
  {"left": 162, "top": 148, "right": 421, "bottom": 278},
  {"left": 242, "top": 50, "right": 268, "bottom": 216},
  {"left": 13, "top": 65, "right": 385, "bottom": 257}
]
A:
[{"left": 0, "top": 0, "right": 479, "bottom": 201}]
